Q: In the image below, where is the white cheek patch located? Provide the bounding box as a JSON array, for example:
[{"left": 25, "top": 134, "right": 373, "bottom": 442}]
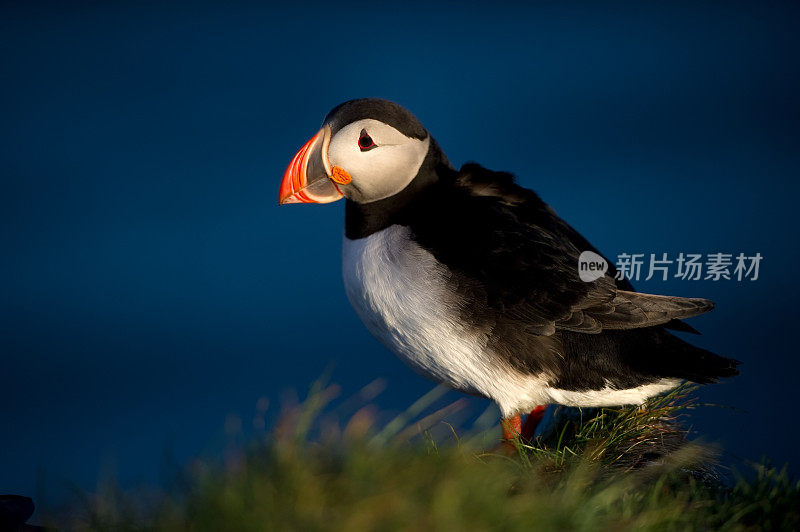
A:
[{"left": 328, "top": 119, "right": 430, "bottom": 203}]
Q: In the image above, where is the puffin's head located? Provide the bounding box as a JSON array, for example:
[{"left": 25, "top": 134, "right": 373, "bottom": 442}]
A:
[{"left": 278, "top": 99, "right": 436, "bottom": 205}]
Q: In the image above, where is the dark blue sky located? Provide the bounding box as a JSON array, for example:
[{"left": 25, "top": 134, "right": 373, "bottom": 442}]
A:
[{"left": 2, "top": 2, "right": 799, "bottom": 504}]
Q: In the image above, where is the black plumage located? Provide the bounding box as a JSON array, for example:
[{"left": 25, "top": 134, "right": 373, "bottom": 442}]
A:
[
  {"left": 276, "top": 97, "right": 741, "bottom": 407},
  {"left": 345, "top": 159, "right": 739, "bottom": 393}
]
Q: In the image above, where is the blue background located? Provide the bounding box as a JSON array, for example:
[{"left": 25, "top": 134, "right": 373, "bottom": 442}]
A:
[{"left": 2, "top": 1, "right": 799, "bottom": 507}]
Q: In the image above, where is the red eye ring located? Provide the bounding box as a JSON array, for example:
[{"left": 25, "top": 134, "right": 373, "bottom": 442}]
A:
[{"left": 358, "top": 129, "right": 377, "bottom": 151}]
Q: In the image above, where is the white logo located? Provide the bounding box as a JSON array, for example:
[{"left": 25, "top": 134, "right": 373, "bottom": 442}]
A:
[{"left": 578, "top": 251, "right": 608, "bottom": 282}]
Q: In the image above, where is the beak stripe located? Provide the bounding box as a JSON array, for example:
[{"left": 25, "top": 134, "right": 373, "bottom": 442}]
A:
[
  {"left": 278, "top": 126, "right": 344, "bottom": 205},
  {"left": 293, "top": 137, "right": 313, "bottom": 193}
]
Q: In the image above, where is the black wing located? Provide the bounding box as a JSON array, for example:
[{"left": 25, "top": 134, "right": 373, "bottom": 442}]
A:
[
  {"left": 405, "top": 163, "right": 738, "bottom": 389},
  {"left": 406, "top": 163, "right": 712, "bottom": 337}
]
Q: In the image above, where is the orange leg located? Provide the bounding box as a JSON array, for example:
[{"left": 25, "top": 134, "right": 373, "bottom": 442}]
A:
[
  {"left": 501, "top": 414, "right": 522, "bottom": 441},
  {"left": 521, "top": 405, "right": 547, "bottom": 441}
]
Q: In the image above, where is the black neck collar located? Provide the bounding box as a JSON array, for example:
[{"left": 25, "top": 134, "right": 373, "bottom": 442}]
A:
[{"left": 344, "top": 144, "right": 454, "bottom": 239}]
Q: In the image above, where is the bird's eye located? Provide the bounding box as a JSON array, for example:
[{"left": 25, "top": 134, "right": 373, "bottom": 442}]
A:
[{"left": 358, "top": 129, "right": 377, "bottom": 151}]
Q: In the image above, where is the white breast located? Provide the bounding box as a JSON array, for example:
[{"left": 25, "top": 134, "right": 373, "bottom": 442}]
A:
[{"left": 341, "top": 225, "right": 550, "bottom": 416}]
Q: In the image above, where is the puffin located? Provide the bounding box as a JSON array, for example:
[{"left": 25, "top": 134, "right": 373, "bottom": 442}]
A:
[{"left": 278, "top": 98, "right": 739, "bottom": 441}]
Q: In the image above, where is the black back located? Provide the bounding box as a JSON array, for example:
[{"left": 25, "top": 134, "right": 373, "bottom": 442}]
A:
[{"left": 346, "top": 160, "right": 738, "bottom": 391}]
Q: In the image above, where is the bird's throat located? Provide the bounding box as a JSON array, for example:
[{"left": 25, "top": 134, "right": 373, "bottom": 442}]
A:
[{"left": 344, "top": 154, "right": 451, "bottom": 239}]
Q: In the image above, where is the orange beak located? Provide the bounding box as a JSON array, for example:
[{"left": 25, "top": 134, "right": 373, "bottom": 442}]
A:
[{"left": 278, "top": 126, "right": 345, "bottom": 205}]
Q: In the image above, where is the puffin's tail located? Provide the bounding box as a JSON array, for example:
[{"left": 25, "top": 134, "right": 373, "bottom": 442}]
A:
[
  {"left": 674, "top": 341, "right": 739, "bottom": 384},
  {"left": 628, "top": 329, "right": 740, "bottom": 384}
]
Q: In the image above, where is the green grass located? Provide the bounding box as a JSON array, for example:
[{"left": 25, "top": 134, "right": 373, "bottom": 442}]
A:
[{"left": 57, "top": 384, "right": 799, "bottom": 531}]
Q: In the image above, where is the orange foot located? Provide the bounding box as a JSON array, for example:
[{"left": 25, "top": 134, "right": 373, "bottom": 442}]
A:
[
  {"left": 498, "top": 406, "right": 547, "bottom": 453},
  {"left": 496, "top": 414, "right": 522, "bottom": 453},
  {"left": 501, "top": 414, "right": 522, "bottom": 441},
  {"left": 521, "top": 405, "right": 547, "bottom": 441}
]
